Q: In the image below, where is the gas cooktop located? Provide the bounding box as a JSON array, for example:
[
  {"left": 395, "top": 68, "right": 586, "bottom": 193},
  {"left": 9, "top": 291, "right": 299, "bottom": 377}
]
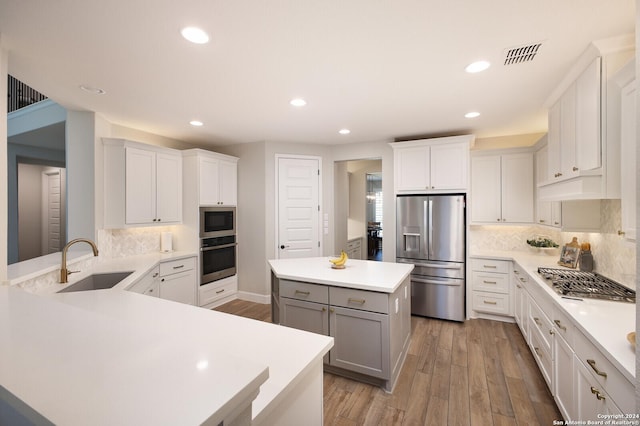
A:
[{"left": 537, "top": 267, "right": 636, "bottom": 303}]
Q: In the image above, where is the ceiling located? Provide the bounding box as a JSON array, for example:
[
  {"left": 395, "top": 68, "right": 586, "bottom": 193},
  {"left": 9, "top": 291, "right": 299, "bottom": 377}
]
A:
[{"left": 0, "top": 0, "right": 635, "bottom": 147}]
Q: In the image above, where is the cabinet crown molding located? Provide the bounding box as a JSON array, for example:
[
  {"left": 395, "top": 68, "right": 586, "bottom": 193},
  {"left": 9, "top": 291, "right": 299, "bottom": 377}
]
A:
[{"left": 389, "top": 134, "right": 475, "bottom": 150}]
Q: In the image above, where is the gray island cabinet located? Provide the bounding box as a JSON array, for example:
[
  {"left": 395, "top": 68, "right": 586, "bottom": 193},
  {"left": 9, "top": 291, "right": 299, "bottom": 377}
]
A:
[{"left": 269, "top": 257, "right": 414, "bottom": 392}]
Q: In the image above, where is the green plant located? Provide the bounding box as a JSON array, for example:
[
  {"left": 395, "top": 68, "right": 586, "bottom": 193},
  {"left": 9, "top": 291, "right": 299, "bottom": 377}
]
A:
[{"left": 526, "top": 237, "right": 559, "bottom": 248}]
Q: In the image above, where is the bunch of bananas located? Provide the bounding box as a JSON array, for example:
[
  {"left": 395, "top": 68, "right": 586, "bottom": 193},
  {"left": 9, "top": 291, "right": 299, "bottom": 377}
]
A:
[{"left": 329, "top": 250, "right": 348, "bottom": 267}]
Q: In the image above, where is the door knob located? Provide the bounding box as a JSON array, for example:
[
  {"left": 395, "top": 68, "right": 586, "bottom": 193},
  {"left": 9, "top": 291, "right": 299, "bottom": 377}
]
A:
[{"left": 280, "top": 245, "right": 290, "bottom": 249}]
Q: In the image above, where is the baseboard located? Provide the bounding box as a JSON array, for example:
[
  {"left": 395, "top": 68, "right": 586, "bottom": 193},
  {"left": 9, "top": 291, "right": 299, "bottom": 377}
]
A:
[{"left": 238, "top": 291, "right": 270, "bottom": 304}]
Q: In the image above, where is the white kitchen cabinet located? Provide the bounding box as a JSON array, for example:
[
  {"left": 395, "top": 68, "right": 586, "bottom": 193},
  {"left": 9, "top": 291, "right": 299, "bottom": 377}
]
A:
[
  {"left": 127, "top": 265, "right": 160, "bottom": 297},
  {"left": 512, "top": 268, "right": 528, "bottom": 338},
  {"left": 183, "top": 149, "right": 238, "bottom": 207},
  {"left": 198, "top": 155, "right": 237, "bottom": 206},
  {"left": 199, "top": 275, "right": 238, "bottom": 309},
  {"left": 539, "top": 41, "right": 633, "bottom": 201},
  {"left": 554, "top": 323, "right": 574, "bottom": 420},
  {"left": 391, "top": 135, "right": 473, "bottom": 193},
  {"left": 471, "top": 152, "right": 534, "bottom": 224},
  {"left": 619, "top": 79, "right": 636, "bottom": 241},
  {"left": 103, "top": 139, "right": 182, "bottom": 228},
  {"left": 470, "top": 258, "right": 511, "bottom": 319},
  {"left": 346, "top": 237, "right": 362, "bottom": 260},
  {"left": 159, "top": 256, "right": 196, "bottom": 305},
  {"left": 574, "top": 356, "right": 621, "bottom": 420},
  {"left": 535, "top": 145, "right": 562, "bottom": 227}
]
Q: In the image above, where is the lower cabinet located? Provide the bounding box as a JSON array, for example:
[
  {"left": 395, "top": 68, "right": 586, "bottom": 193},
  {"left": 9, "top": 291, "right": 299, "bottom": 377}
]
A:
[
  {"left": 511, "top": 260, "right": 633, "bottom": 421},
  {"left": 277, "top": 278, "right": 410, "bottom": 392},
  {"left": 128, "top": 266, "right": 160, "bottom": 297},
  {"left": 158, "top": 257, "right": 197, "bottom": 305},
  {"left": 470, "top": 258, "right": 512, "bottom": 318}
]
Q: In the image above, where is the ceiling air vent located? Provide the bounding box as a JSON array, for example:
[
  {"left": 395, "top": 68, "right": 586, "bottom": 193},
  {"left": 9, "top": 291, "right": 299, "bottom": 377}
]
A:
[{"left": 503, "top": 42, "right": 542, "bottom": 65}]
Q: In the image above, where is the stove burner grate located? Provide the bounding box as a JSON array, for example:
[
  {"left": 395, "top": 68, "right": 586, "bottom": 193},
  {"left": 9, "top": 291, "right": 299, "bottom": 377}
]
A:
[{"left": 537, "top": 267, "right": 635, "bottom": 303}]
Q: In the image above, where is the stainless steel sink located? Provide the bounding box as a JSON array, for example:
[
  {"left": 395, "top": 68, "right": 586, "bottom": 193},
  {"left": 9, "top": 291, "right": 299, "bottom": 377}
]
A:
[{"left": 58, "top": 271, "right": 134, "bottom": 293}]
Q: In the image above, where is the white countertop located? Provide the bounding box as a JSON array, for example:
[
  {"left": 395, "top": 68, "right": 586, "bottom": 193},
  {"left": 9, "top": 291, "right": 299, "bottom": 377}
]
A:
[
  {"left": 0, "top": 286, "right": 333, "bottom": 425},
  {"left": 471, "top": 250, "right": 636, "bottom": 383},
  {"left": 9, "top": 250, "right": 198, "bottom": 294},
  {"left": 268, "top": 257, "right": 414, "bottom": 293}
]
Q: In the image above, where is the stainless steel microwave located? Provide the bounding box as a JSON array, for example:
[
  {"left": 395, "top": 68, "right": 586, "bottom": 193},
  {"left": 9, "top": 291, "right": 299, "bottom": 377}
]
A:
[{"left": 200, "top": 206, "right": 236, "bottom": 238}]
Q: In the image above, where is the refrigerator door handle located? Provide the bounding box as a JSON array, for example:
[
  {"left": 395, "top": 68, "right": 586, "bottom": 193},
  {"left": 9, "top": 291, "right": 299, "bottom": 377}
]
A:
[
  {"left": 427, "top": 198, "right": 433, "bottom": 258},
  {"left": 411, "top": 262, "right": 464, "bottom": 270},
  {"left": 412, "top": 277, "right": 462, "bottom": 286}
]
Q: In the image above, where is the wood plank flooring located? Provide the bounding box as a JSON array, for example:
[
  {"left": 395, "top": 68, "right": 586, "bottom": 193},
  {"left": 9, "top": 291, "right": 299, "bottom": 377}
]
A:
[{"left": 214, "top": 299, "right": 562, "bottom": 425}]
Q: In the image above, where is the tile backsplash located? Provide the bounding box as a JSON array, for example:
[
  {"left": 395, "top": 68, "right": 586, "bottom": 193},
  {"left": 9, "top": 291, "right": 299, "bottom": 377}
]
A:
[
  {"left": 97, "top": 226, "right": 180, "bottom": 258},
  {"left": 470, "top": 200, "right": 636, "bottom": 289}
]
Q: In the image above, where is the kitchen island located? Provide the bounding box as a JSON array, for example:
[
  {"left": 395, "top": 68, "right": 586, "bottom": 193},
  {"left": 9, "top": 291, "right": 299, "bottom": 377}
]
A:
[
  {"left": 0, "top": 286, "right": 333, "bottom": 425},
  {"left": 269, "top": 257, "right": 413, "bottom": 392}
]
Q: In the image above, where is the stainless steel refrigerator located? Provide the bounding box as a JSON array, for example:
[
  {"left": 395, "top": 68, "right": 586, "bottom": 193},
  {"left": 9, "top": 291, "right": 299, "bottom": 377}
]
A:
[{"left": 396, "top": 194, "right": 466, "bottom": 322}]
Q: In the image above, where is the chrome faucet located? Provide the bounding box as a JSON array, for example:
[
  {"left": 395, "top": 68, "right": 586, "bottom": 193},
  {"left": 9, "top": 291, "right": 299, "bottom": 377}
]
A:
[{"left": 60, "top": 238, "right": 99, "bottom": 283}]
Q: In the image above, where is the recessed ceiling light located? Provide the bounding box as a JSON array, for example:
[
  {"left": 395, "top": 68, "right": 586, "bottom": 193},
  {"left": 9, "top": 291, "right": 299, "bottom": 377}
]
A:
[
  {"left": 290, "top": 98, "right": 307, "bottom": 107},
  {"left": 465, "top": 112, "right": 481, "bottom": 118},
  {"left": 181, "top": 27, "right": 209, "bottom": 44},
  {"left": 189, "top": 120, "right": 204, "bottom": 127},
  {"left": 79, "top": 85, "right": 105, "bottom": 95},
  {"left": 465, "top": 60, "right": 491, "bottom": 73},
  {"left": 338, "top": 129, "right": 351, "bottom": 135}
]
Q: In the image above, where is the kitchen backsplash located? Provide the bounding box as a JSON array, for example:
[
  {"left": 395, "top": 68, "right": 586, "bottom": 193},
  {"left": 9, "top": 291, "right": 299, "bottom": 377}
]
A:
[
  {"left": 97, "top": 226, "right": 179, "bottom": 258},
  {"left": 470, "top": 200, "right": 636, "bottom": 289}
]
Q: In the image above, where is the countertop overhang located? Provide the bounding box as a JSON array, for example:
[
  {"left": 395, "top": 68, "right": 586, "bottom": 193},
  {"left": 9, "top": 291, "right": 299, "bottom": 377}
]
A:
[
  {"left": 0, "top": 284, "right": 333, "bottom": 425},
  {"left": 268, "top": 257, "right": 414, "bottom": 293}
]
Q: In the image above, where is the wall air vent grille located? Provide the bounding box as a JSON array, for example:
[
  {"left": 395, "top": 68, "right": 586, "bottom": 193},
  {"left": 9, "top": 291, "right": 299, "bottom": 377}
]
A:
[{"left": 503, "top": 43, "right": 542, "bottom": 65}]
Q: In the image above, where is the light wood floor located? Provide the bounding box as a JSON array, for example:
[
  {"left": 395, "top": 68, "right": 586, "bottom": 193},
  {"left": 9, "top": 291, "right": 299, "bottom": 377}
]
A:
[{"left": 214, "top": 299, "right": 562, "bottom": 425}]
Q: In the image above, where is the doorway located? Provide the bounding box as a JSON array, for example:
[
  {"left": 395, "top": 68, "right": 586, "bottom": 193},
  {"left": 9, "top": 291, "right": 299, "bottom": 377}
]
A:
[{"left": 333, "top": 159, "right": 382, "bottom": 261}]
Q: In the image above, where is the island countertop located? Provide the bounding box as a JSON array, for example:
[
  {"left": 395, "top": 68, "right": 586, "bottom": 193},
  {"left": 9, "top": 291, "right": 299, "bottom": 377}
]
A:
[
  {"left": 0, "top": 286, "right": 333, "bottom": 425},
  {"left": 268, "top": 257, "right": 414, "bottom": 293}
]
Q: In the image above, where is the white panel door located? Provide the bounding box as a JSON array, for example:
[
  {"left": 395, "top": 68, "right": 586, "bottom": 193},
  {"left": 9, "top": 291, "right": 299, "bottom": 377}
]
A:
[
  {"left": 156, "top": 152, "right": 182, "bottom": 223},
  {"left": 277, "top": 157, "right": 320, "bottom": 259},
  {"left": 199, "top": 156, "right": 220, "bottom": 205},
  {"left": 470, "top": 155, "right": 501, "bottom": 223},
  {"left": 430, "top": 142, "right": 468, "bottom": 190},
  {"left": 125, "top": 147, "right": 156, "bottom": 224},
  {"left": 218, "top": 160, "right": 237, "bottom": 206}
]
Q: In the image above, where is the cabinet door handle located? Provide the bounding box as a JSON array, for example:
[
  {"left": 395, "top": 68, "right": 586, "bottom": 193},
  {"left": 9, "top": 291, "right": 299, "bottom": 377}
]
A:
[
  {"left": 572, "top": 166, "right": 579, "bottom": 172},
  {"left": 590, "top": 386, "right": 606, "bottom": 400},
  {"left": 321, "top": 307, "right": 326, "bottom": 312},
  {"left": 533, "top": 317, "right": 542, "bottom": 326},
  {"left": 513, "top": 270, "right": 519, "bottom": 275},
  {"left": 539, "top": 219, "right": 545, "bottom": 223},
  {"left": 153, "top": 273, "right": 159, "bottom": 278},
  {"left": 553, "top": 320, "right": 567, "bottom": 331},
  {"left": 516, "top": 284, "right": 522, "bottom": 289},
  {"left": 294, "top": 290, "right": 310, "bottom": 296},
  {"left": 330, "top": 308, "right": 335, "bottom": 313},
  {"left": 618, "top": 230, "right": 626, "bottom": 236},
  {"left": 519, "top": 277, "right": 526, "bottom": 283},
  {"left": 483, "top": 301, "right": 497, "bottom": 305},
  {"left": 216, "top": 289, "right": 225, "bottom": 294},
  {"left": 172, "top": 264, "right": 185, "bottom": 270},
  {"left": 348, "top": 298, "right": 366, "bottom": 304},
  {"left": 482, "top": 280, "right": 497, "bottom": 284},
  {"left": 483, "top": 265, "right": 497, "bottom": 269},
  {"left": 533, "top": 346, "right": 541, "bottom": 357},
  {"left": 549, "top": 329, "right": 555, "bottom": 335},
  {"left": 586, "top": 359, "right": 607, "bottom": 378}
]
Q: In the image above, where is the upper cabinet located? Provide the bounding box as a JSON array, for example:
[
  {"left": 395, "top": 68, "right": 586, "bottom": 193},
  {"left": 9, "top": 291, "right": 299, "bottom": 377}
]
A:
[
  {"left": 391, "top": 135, "right": 474, "bottom": 193},
  {"left": 103, "top": 139, "right": 182, "bottom": 228},
  {"left": 183, "top": 149, "right": 238, "bottom": 206},
  {"left": 539, "top": 36, "right": 634, "bottom": 201},
  {"left": 471, "top": 151, "right": 534, "bottom": 224},
  {"left": 619, "top": 79, "right": 636, "bottom": 241}
]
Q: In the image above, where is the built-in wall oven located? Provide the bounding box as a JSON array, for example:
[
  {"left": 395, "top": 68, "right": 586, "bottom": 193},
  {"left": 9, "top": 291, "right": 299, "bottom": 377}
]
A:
[
  {"left": 199, "top": 206, "right": 237, "bottom": 285},
  {"left": 200, "top": 235, "right": 236, "bottom": 284}
]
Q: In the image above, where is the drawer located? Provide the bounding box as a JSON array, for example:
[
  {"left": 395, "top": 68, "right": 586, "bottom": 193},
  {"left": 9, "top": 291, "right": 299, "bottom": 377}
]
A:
[
  {"left": 330, "top": 287, "right": 388, "bottom": 314},
  {"left": 160, "top": 256, "right": 196, "bottom": 276},
  {"left": 528, "top": 299, "right": 553, "bottom": 353},
  {"left": 552, "top": 306, "right": 575, "bottom": 346},
  {"left": 470, "top": 258, "right": 509, "bottom": 274},
  {"left": 199, "top": 277, "right": 237, "bottom": 306},
  {"left": 530, "top": 324, "right": 553, "bottom": 387},
  {"left": 471, "top": 271, "right": 509, "bottom": 294},
  {"left": 511, "top": 262, "right": 529, "bottom": 284},
  {"left": 346, "top": 239, "right": 361, "bottom": 250},
  {"left": 573, "top": 330, "right": 634, "bottom": 413},
  {"left": 472, "top": 291, "right": 510, "bottom": 315},
  {"left": 280, "top": 280, "right": 329, "bottom": 304}
]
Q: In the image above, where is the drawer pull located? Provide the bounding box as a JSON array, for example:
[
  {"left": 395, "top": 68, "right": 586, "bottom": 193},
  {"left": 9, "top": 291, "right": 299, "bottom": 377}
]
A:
[
  {"left": 294, "top": 290, "right": 310, "bottom": 296},
  {"left": 519, "top": 277, "right": 526, "bottom": 282},
  {"left": 483, "top": 265, "right": 497, "bottom": 269},
  {"left": 322, "top": 307, "right": 327, "bottom": 312},
  {"left": 482, "top": 280, "right": 497, "bottom": 284},
  {"left": 330, "top": 308, "right": 335, "bottom": 313},
  {"left": 553, "top": 320, "right": 567, "bottom": 331},
  {"left": 533, "top": 346, "right": 541, "bottom": 357},
  {"left": 172, "top": 264, "right": 185, "bottom": 270},
  {"left": 348, "top": 298, "right": 366, "bottom": 304},
  {"left": 516, "top": 284, "right": 522, "bottom": 289},
  {"left": 533, "top": 317, "right": 542, "bottom": 326},
  {"left": 513, "top": 270, "right": 519, "bottom": 275},
  {"left": 549, "top": 329, "right": 555, "bottom": 336},
  {"left": 483, "top": 301, "right": 497, "bottom": 305},
  {"left": 216, "top": 289, "right": 225, "bottom": 294},
  {"left": 590, "top": 386, "right": 606, "bottom": 401},
  {"left": 586, "top": 359, "right": 607, "bottom": 378}
]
